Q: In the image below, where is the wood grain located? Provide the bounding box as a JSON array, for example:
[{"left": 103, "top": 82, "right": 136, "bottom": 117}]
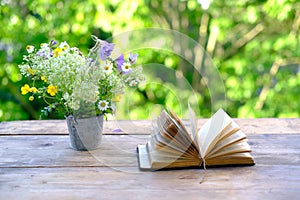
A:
[
  {"left": 0, "top": 134, "right": 299, "bottom": 168},
  {"left": 1, "top": 118, "right": 300, "bottom": 200},
  {"left": 1, "top": 118, "right": 300, "bottom": 135},
  {"left": 1, "top": 166, "right": 299, "bottom": 200}
]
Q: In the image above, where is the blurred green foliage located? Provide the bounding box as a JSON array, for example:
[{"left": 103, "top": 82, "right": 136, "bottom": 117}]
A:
[{"left": 0, "top": 0, "right": 299, "bottom": 121}]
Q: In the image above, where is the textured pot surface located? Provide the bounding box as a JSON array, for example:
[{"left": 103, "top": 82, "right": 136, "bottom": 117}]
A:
[{"left": 66, "top": 115, "right": 104, "bottom": 151}]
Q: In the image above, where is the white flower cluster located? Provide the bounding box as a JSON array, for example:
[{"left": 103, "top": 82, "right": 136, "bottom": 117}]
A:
[
  {"left": 19, "top": 42, "right": 95, "bottom": 111},
  {"left": 18, "top": 36, "right": 145, "bottom": 116}
]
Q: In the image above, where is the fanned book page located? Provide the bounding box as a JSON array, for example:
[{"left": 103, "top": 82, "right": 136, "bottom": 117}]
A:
[{"left": 137, "top": 107, "right": 255, "bottom": 170}]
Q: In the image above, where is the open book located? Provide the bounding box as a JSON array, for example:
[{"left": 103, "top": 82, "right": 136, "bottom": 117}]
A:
[{"left": 137, "top": 107, "right": 255, "bottom": 170}]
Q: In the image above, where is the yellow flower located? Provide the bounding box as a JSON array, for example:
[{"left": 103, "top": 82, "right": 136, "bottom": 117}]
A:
[
  {"left": 29, "top": 96, "right": 34, "bottom": 101},
  {"left": 53, "top": 47, "right": 62, "bottom": 57},
  {"left": 27, "top": 68, "right": 35, "bottom": 75},
  {"left": 29, "top": 87, "right": 38, "bottom": 93},
  {"left": 112, "top": 94, "right": 122, "bottom": 102},
  {"left": 21, "top": 84, "right": 31, "bottom": 95},
  {"left": 47, "top": 85, "right": 58, "bottom": 96},
  {"left": 41, "top": 76, "right": 47, "bottom": 82}
]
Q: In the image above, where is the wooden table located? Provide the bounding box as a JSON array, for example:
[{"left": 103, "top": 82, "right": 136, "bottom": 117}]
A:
[{"left": 1, "top": 118, "right": 300, "bottom": 199}]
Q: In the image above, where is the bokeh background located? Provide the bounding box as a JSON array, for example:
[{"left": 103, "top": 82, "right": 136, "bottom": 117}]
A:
[{"left": 0, "top": 0, "right": 299, "bottom": 121}]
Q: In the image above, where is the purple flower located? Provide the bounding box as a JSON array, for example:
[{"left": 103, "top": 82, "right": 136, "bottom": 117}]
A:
[
  {"left": 37, "top": 50, "right": 49, "bottom": 58},
  {"left": 115, "top": 54, "right": 125, "bottom": 72},
  {"left": 99, "top": 40, "right": 114, "bottom": 60},
  {"left": 112, "top": 128, "right": 123, "bottom": 133},
  {"left": 128, "top": 52, "right": 138, "bottom": 64},
  {"left": 50, "top": 40, "right": 57, "bottom": 47}
]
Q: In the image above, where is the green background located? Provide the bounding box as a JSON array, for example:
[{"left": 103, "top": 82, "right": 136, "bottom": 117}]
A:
[{"left": 0, "top": 0, "right": 299, "bottom": 121}]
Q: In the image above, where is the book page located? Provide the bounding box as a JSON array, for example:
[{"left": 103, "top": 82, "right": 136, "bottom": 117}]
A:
[
  {"left": 158, "top": 112, "right": 191, "bottom": 148},
  {"left": 145, "top": 141, "right": 202, "bottom": 170},
  {"left": 163, "top": 110, "right": 199, "bottom": 155},
  {"left": 155, "top": 119, "right": 186, "bottom": 149},
  {"left": 151, "top": 130, "right": 187, "bottom": 154},
  {"left": 137, "top": 143, "right": 189, "bottom": 170},
  {"left": 150, "top": 111, "right": 199, "bottom": 158},
  {"left": 205, "top": 152, "right": 254, "bottom": 166},
  {"left": 146, "top": 141, "right": 198, "bottom": 160},
  {"left": 188, "top": 103, "right": 199, "bottom": 148},
  {"left": 166, "top": 109, "right": 197, "bottom": 148},
  {"left": 205, "top": 130, "right": 247, "bottom": 158},
  {"left": 151, "top": 129, "right": 196, "bottom": 158},
  {"left": 215, "top": 120, "right": 240, "bottom": 144},
  {"left": 197, "top": 109, "right": 232, "bottom": 157},
  {"left": 206, "top": 140, "right": 251, "bottom": 159}
]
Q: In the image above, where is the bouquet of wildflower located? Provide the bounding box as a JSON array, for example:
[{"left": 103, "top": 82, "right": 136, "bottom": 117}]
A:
[{"left": 19, "top": 35, "right": 145, "bottom": 117}]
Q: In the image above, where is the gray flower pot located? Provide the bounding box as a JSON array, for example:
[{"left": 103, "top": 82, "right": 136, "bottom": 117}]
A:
[{"left": 66, "top": 115, "right": 104, "bottom": 151}]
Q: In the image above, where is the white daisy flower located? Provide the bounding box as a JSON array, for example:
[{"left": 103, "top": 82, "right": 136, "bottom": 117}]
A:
[
  {"left": 102, "top": 61, "right": 113, "bottom": 74},
  {"left": 40, "top": 43, "right": 49, "bottom": 49},
  {"left": 121, "top": 62, "right": 132, "bottom": 73},
  {"left": 98, "top": 100, "right": 109, "bottom": 111},
  {"left": 26, "top": 45, "right": 35, "bottom": 53},
  {"left": 59, "top": 41, "right": 70, "bottom": 50}
]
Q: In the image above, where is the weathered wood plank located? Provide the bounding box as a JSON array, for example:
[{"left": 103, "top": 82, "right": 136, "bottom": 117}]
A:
[
  {"left": 0, "top": 165, "right": 299, "bottom": 200},
  {"left": 1, "top": 118, "right": 299, "bottom": 135},
  {"left": 0, "top": 135, "right": 144, "bottom": 168},
  {"left": 0, "top": 134, "right": 299, "bottom": 168},
  {"left": 1, "top": 119, "right": 300, "bottom": 200}
]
